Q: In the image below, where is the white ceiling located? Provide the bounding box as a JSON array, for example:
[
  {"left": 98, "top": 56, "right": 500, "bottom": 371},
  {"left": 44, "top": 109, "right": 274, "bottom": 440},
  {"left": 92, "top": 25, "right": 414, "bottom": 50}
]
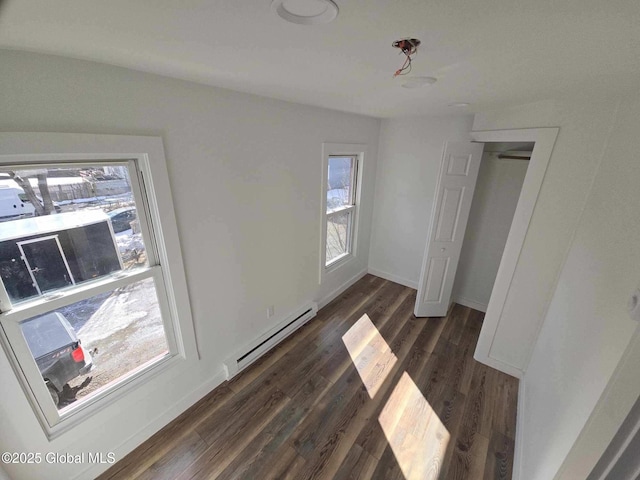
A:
[{"left": 1, "top": 0, "right": 639, "bottom": 118}]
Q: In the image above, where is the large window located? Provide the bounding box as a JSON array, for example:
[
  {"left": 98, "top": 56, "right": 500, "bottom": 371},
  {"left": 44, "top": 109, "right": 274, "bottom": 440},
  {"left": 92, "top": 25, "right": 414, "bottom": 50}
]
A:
[
  {"left": 0, "top": 134, "right": 195, "bottom": 435},
  {"left": 321, "top": 144, "right": 364, "bottom": 275}
]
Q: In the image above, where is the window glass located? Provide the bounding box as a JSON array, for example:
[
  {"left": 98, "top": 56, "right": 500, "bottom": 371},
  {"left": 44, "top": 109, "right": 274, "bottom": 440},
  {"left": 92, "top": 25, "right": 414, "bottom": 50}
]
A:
[
  {"left": 19, "top": 277, "right": 168, "bottom": 410},
  {"left": 324, "top": 153, "right": 358, "bottom": 268},
  {"left": 327, "top": 156, "right": 354, "bottom": 211},
  {"left": 0, "top": 165, "right": 147, "bottom": 304},
  {"left": 326, "top": 210, "right": 351, "bottom": 264}
]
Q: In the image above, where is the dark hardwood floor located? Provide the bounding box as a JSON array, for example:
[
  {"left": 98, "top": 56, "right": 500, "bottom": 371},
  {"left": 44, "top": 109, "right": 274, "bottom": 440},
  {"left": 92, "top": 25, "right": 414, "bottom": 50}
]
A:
[{"left": 98, "top": 275, "right": 518, "bottom": 480}]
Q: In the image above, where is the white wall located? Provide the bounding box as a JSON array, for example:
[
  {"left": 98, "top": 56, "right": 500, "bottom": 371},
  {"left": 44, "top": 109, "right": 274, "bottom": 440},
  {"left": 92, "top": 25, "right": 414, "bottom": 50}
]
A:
[
  {"left": 0, "top": 464, "right": 10, "bottom": 480},
  {"left": 453, "top": 152, "right": 528, "bottom": 311},
  {"left": 472, "top": 96, "right": 620, "bottom": 371},
  {"left": 368, "top": 115, "right": 474, "bottom": 288},
  {"left": 0, "top": 50, "right": 380, "bottom": 479},
  {"left": 518, "top": 90, "right": 640, "bottom": 480}
]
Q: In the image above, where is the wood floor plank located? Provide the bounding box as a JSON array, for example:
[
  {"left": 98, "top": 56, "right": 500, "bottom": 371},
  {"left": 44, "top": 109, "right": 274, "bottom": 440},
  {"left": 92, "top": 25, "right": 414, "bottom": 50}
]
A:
[
  {"left": 236, "top": 280, "right": 404, "bottom": 399},
  {"left": 317, "top": 287, "right": 413, "bottom": 385},
  {"left": 484, "top": 431, "right": 515, "bottom": 480},
  {"left": 444, "top": 319, "right": 481, "bottom": 395},
  {"left": 431, "top": 381, "right": 467, "bottom": 434},
  {"left": 294, "top": 385, "right": 371, "bottom": 479},
  {"left": 441, "top": 304, "right": 470, "bottom": 345},
  {"left": 431, "top": 383, "right": 467, "bottom": 478},
  {"left": 134, "top": 431, "right": 208, "bottom": 480},
  {"left": 277, "top": 287, "right": 410, "bottom": 397},
  {"left": 195, "top": 381, "right": 279, "bottom": 445},
  {"left": 356, "top": 310, "right": 452, "bottom": 463},
  {"left": 333, "top": 444, "right": 377, "bottom": 480},
  {"left": 289, "top": 367, "right": 364, "bottom": 458},
  {"left": 294, "top": 303, "right": 429, "bottom": 479},
  {"left": 355, "top": 319, "right": 436, "bottom": 460},
  {"left": 415, "top": 314, "right": 448, "bottom": 355},
  {"left": 441, "top": 362, "right": 494, "bottom": 480},
  {"left": 259, "top": 446, "right": 306, "bottom": 480},
  {"left": 314, "top": 281, "right": 408, "bottom": 350},
  {"left": 97, "top": 385, "right": 234, "bottom": 480},
  {"left": 377, "top": 372, "right": 450, "bottom": 480},
  {"left": 180, "top": 386, "right": 289, "bottom": 479},
  {"left": 215, "top": 375, "right": 332, "bottom": 480},
  {"left": 463, "top": 432, "right": 491, "bottom": 480},
  {"left": 99, "top": 276, "right": 519, "bottom": 480},
  {"left": 370, "top": 445, "right": 407, "bottom": 480},
  {"left": 491, "top": 372, "right": 519, "bottom": 440}
]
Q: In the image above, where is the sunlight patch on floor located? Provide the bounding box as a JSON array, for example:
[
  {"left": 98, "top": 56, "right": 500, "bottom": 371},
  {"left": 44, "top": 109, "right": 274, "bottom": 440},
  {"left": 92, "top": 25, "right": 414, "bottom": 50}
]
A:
[
  {"left": 379, "top": 371, "right": 450, "bottom": 480},
  {"left": 342, "top": 314, "right": 398, "bottom": 398},
  {"left": 343, "top": 314, "right": 450, "bottom": 478}
]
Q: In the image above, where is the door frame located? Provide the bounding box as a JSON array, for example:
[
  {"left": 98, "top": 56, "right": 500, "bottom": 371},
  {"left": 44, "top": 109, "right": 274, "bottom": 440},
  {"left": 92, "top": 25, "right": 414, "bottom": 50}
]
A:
[
  {"left": 17, "top": 234, "right": 76, "bottom": 295},
  {"left": 471, "top": 128, "right": 558, "bottom": 378}
]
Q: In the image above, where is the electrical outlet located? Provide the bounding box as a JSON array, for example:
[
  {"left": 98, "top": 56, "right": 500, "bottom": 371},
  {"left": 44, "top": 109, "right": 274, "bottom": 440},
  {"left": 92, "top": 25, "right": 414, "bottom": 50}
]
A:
[{"left": 267, "top": 305, "right": 275, "bottom": 319}]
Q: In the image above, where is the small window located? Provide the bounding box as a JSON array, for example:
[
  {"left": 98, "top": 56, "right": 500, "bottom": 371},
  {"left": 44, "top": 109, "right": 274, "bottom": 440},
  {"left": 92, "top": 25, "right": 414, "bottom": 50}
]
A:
[
  {"left": 321, "top": 143, "right": 365, "bottom": 275},
  {"left": 325, "top": 156, "right": 358, "bottom": 265},
  {"left": 0, "top": 134, "right": 194, "bottom": 436}
]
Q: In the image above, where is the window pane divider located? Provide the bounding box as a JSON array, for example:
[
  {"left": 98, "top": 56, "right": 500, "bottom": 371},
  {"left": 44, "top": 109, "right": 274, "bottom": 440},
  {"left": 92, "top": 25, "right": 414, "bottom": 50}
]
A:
[
  {"left": 0, "top": 267, "right": 159, "bottom": 323},
  {"left": 0, "top": 159, "right": 131, "bottom": 170},
  {"left": 326, "top": 204, "right": 355, "bottom": 217}
]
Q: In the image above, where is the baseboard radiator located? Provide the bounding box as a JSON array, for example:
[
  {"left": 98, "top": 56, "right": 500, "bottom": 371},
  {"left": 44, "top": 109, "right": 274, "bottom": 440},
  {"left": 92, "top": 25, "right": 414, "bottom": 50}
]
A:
[{"left": 224, "top": 302, "right": 318, "bottom": 379}]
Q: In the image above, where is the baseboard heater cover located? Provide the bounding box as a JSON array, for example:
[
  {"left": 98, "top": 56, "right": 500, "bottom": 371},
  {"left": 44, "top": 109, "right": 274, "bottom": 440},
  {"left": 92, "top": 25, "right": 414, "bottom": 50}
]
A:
[{"left": 224, "top": 302, "right": 318, "bottom": 379}]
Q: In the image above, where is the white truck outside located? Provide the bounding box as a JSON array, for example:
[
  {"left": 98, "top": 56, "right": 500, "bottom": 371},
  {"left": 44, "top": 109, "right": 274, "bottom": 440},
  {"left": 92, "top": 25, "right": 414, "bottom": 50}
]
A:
[{"left": 0, "top": 186, "right": 35, "bottom": 219}]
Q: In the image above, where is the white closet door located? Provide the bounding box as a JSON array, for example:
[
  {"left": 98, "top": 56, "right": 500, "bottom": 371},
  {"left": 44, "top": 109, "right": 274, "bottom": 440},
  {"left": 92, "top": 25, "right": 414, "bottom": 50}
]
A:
[{"left": 415, "top": 141, "right": 484, "bottom": 317}]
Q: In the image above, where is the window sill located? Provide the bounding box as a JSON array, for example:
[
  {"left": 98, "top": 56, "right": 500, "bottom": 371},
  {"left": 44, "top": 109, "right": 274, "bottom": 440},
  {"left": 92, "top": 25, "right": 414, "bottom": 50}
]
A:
[
  {"left": 324, "top": 252, "right": 355, "bottom": 276},
  {"left": 45, "top": 350, "right": 182, "bottom": 439}
]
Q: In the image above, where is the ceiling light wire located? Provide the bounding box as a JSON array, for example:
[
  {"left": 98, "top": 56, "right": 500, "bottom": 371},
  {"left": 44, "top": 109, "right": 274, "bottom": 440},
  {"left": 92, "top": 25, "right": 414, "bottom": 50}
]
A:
[{"left": 392, "top": 38, "right": 420, "bottom": 77}]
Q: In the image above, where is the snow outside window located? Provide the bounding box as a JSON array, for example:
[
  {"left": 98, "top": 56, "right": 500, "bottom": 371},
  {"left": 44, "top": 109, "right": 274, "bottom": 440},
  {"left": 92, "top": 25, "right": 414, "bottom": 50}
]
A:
[
  {"left": 319, "top": 143, "right": 366, "bottom": 283},
  {"left": 0, "top": 156, "right": 183, "bottom": 432},
  {"left": 323, "top": 152, "right": 360, "bottom": 268}
]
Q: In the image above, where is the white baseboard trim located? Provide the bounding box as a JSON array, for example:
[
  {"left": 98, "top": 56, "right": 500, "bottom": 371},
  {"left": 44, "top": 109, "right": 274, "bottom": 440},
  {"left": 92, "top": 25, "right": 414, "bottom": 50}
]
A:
[
  {"left": 514, "top": 377, "right": 526, "bottom": 480},
  {"left": 474, "top": 351, "right": 524, "bottom": 379},
  {"left": 317, "top": 269, "right": 368, "bottom": 309},
  {"left": 454, "top": 296, "right": 488, "bottom": 313},
  {"left": 75, "top": 368, "right": 227, "bottom": 480},
  {"left": 367, "top": 268, "right": 418, "bottom": 289}
]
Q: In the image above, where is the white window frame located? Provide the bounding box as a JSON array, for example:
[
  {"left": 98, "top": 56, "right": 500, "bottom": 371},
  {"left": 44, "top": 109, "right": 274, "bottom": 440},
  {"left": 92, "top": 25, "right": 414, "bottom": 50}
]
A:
[
  {"left": 0, "top": 133, "right": 198, "bottom": 438},
  {"left": 320, "top": 143, "right": 366, "bottom": 282}
]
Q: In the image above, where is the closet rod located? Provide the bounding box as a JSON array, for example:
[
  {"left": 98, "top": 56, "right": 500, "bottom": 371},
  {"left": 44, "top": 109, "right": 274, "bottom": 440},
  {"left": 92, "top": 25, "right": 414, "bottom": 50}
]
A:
[{"left": 498, "top": 154, "right": 531, "bottom": 160}]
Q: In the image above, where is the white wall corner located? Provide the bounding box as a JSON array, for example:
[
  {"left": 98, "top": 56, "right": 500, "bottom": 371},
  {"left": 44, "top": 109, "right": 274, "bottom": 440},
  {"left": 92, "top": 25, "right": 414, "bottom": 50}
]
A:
[
  {"left": 317, "top": 269, "right": 368, "bottom": 309},
  {"left": 367, "top": 267, "right": 418, "bottom": 290},
  {"left": 453, "top": 296, "right": 488, "bottom": 313}
]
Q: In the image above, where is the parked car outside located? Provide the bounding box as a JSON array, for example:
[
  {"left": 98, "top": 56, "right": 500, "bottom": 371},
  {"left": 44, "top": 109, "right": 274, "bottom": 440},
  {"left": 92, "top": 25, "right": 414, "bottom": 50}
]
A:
[
  {"left": 107, "top": 206, "right": 137, "bottom": 233},
  {"left": 21, "top": 312, "right": 94, "bottom": 406}
]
